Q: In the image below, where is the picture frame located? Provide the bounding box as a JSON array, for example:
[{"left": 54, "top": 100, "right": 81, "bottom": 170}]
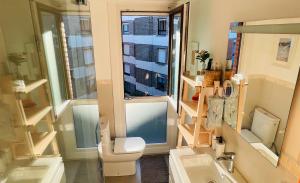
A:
[{"left": 273, "top": 35, "right": 298, "bottom": 68}]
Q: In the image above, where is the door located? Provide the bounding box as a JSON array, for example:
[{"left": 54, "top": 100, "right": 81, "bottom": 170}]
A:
[
  {"left": 33, "top": 2, "right": 100, "bottom": 159},
  {"left": 169, "top": 6, "right": 184, "bottom": 109},
  {"left": 120, "top": 6, "right": 188, "bottom": 154},
  {"left": 37, "top": 8, "right": 69, "bottom": 113}
]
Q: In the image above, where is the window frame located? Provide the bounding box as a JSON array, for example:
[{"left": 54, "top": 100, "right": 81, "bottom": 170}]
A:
[
  {"left": 35, "top": 3, "right": 71, "bottom": 115},
  {"left": 168, "top": 5, "right": 185, "bottom": 110},
  {"left": 158, "top": 18, "right": 167, "bottom": 35},
  {"left": 121, "top": 13, "right": 170, "bottom": 98}
]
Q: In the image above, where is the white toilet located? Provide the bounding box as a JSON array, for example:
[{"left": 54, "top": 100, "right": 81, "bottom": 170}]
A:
[
  {"left": 98, "top": 121, "right": 146, "bottom": 176},
  {"left": 241, "top": 107, "right": 280, "bottom": 148}
]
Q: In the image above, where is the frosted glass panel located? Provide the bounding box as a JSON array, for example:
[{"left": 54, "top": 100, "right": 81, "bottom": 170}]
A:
[
  {"left": 73, "top": 105, "right": 100, "bottom": 148},
  {"left": 126, "top": 102, "right": 167, "bottom": 144}
]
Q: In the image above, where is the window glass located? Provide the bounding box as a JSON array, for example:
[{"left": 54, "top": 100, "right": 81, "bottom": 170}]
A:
[
  {"left": 123, "top": 44, "right": 130, "bottom": 55},
  {"left": 122, "top": 23, "right": 129, "bottom": 33},
  {"left": 169, "top": 13, "right": 182, "bottom": 102},
  {"left": 158, "top": 48, "right": 167, "bottom": 63},
  {"left": 126, "top": 102, "right": 167, "bottom": 144},
  {"left": 63, "top": 15, "right": 97, "bottom": 99},
  {"left": 73, "top": 105, "right": 100, "bottom": 148},
  {"left": 158, "top": 18, "right": 167, "bottom": 35},
  {"left": 124, "top": 64, "right": 130, "bottom": 74},
  {"left": 40, "top": 11, "right": 68, "bottom": 110},
  {"left": 156, "top": 74, "right": 167, "bottom": 91},
  {"left": 122, "top": 15, "right": 169, "bottom": 97}
]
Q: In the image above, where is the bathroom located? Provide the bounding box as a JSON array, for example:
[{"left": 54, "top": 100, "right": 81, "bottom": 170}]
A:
[{"left": 0, "top": 0, "right": 300, "bottom": 183}]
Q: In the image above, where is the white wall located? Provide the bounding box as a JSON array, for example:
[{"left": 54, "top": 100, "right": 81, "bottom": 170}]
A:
[
  {"left": 186, "top": 0, "right": 300, "bottom": 181},
  {"left": 239, "top": 32, "right": 300, "bottom": 85}
]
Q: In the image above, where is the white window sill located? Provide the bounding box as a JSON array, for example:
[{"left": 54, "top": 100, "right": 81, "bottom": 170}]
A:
[
  {"left": 168, "top": 96, "right": 178, "bottom": 112},
  {"left": 55, "top": 100, "right": 71, "bottom": 119}
]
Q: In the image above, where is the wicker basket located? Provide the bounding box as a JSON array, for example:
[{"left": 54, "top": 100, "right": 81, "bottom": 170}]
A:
[
  {"left": 204, "top": 70, "right": 221, "bottom": 86},
  {"left": 225, "top": 70, "right": 234, "bottom": 80}
]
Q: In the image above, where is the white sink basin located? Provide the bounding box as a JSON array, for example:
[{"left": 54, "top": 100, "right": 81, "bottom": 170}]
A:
[
  {"left": 6, "top": 166, "right": 48, "bottom": 183},
  {"left": 180, "top": 154, "right": 237, "bottom": 183}
]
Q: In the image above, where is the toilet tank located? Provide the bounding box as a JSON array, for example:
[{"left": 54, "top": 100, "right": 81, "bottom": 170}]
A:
[{"left": 251, "top": 107, "right": 280, "bottom": 148}]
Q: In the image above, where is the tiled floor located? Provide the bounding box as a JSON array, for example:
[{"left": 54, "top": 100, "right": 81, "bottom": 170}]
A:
[
  {"left": 64, "top": 159, "right": 103, "bottom": 183},
  {"left": 64, "top": 155, "right": 169, "bottom": 183}
]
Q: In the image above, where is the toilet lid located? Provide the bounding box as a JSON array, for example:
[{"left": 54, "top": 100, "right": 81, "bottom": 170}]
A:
[
  {"left": 114, "top": 137, "right": 145, "bottom": 154},
  {"left": 241, "top": 129, "right": 262, "bottom": 143}
]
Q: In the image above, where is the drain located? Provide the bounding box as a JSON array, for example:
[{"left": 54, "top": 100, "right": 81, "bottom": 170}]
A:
[{"left": 208, "top": 181, "right": 216, "bottom": 183}]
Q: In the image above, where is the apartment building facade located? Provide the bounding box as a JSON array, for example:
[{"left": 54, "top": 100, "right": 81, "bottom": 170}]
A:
[
  {"left": 122, "top": 16, "right": 169, "bottom": 97},
  {"left": 63, "top": 15, "right": 97, "bottom": 99}
]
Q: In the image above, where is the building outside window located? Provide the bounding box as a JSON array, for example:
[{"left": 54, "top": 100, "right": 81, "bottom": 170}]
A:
[
  {"left": 123, "top": 44, "right": 130, "bottom": 55},
  {"left": 158, "top": 18, "right": 167, "bottom": 35},
  {"left": 156, "top": 74, "right": 167, "bottom": 91},
  {"left": 122, "top": 22, "right": 129, "bottom": 34},
  {"left": 63, "top": 15, "right": 97, "bottom": 99},
  {"left": 122, "top": 15, "right": 169, "bottom": 97},
  {"left": 124, "top": 64, "right": 130, "bottom": 75},
  {"left": 158, "top": 48, "right": 167, "bottom": 64}
]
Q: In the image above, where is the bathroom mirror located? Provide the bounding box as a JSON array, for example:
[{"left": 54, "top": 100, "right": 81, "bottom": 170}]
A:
[
  {"left": 0, "top": 0, "right": 43, "bottom": 83},
  {"left": 228, "top": 19, "right": 300, "bottom": 166}
]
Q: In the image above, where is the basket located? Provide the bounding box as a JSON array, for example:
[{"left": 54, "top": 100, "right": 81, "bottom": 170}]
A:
[
  {"left": 204, "top": 70, "right": 221, "bottom": 86},
  {"left": 225, "top": 70, "right": 234, "bottom": 80}
]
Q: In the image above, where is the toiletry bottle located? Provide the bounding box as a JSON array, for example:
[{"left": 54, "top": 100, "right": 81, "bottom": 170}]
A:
[
  {"left": 215, "top": 137, "right": 226, "bottom": 157},
  {"left": 212, "top": 135, "right": 218, "bottom": 150}
]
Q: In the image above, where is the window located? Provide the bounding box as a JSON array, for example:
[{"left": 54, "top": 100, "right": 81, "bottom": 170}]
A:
[
  {"left": 126, "top": 102, "right": 167, "bottom": 144},
  {"left": 83, "top": 48, "right": 93, "bottom": 65},
  {"left": 158, "top": 18, "right": 167, "bottom": 35},
  {"left": 63, "top": 15, "right": 97, "bottom": 99},
  {"left": 79, "top": 17, "right": 91, "bottom": 32},
  {"left": 169, "top": 12, "right": 182, "bottom": 102},
  {"left": 158, "top": 48, "right": 167, "bottom": 63},
  {"left": 123, "top": 44, "right": 130, "bottom": 55},
  {"left": 124, "top": 64, "right": 130, "bottom": 75},
  {"left": 122, "top": 22, "right": 129, "bottom": 34},
  {"left": 156, "top": 74, "right": 167, "bottom": 91},
  {"left": 122, "top": 15, "right": 169, "bottom": 97},
  {"left": 40, "top": 11, "right": 68, "bottom": 112}
]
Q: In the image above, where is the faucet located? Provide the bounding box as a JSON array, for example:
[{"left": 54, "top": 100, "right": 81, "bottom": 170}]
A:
[{"left": 216, "top": 152, "right": 236, "bottom": 173}]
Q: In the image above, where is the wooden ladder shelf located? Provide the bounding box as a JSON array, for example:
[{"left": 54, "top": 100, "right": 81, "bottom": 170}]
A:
[
  {"left": 177, "top": 74, "right": 247, "bottom": 148},
  {"left": 11, "top": 79, "right": 59, "bottom": 159},
  {"left": 177, "top": 74, "right": 213, "bottom": 148}
]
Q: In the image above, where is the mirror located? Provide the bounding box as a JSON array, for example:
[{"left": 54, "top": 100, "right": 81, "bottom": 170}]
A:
[
  {"left": 227, "top": 19, "right": 300, "bottom": 166},
  {"left": 0, "top": 0, "right": 42, "bottom": 83}
]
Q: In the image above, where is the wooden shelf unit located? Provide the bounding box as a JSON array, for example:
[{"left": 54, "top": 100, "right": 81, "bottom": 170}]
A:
[
  {"left": 16, "top": 79, "right": 47, "bottom": 94},
  {"left": 181, "top": 74, "right": 202, "bottom": 87},
  {"left": 12, "top": 79, "right": 59, "bottom": 159},
  {"left": 178, "top": 123, "right": 212, "bottom": 147},
  {"left": 177, "top": 74, "right": 213, "bottom": 148},
  {"left": 177, "top": 74, "right": 247, "bottom": 148},
  {"left": 23, "top": 106, "right": 52, "bottom": 126},
  {"left": 11, "top": 131, "right": 57, "bottom": 158}
]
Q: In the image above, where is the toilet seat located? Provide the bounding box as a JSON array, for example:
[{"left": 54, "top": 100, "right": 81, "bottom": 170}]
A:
[
  {"left": 241, "top": 129, "right": 262, "bottom": 143},
  {"left": 114, "top": 137, "right": 145, "bottom": 154}
]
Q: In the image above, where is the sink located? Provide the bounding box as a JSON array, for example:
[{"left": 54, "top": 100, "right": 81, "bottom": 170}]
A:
[
  {"left": 180, "top": 154, "right": 237, "bottom": 183},
  {"left": 5, "top": 166, "right": 48, "bottom": 183}
]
